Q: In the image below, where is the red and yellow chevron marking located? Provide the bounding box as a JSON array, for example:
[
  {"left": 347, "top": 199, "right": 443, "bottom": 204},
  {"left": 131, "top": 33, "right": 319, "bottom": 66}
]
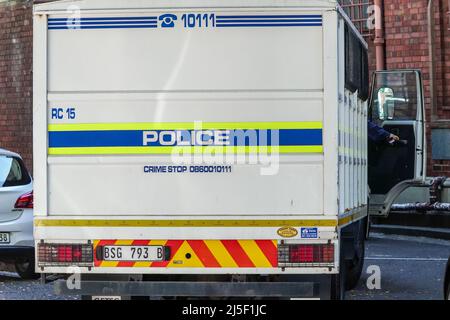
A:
[{"left": 93, "top": 240, "right": 278, "bottom": 268}]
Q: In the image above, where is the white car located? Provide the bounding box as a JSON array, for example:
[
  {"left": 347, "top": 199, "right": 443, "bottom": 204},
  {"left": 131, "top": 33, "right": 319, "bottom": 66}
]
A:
[{"left": 0, "top": 148, "right": 37, "bottom": 279}]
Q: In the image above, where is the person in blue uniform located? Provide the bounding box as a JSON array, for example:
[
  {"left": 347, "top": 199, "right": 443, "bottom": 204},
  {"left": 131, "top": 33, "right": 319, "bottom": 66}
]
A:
[{"left": 368, "top": 121, "right": 399, "bottom": 144}]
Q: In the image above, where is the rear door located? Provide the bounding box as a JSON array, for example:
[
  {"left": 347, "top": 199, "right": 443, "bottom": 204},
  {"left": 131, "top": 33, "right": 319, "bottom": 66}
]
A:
[
  {"left": 368, "top": 70, "right": 426, "bottom": 196},
  {"left": 44, "top": 10, "right": 326, "bottom": 217}
]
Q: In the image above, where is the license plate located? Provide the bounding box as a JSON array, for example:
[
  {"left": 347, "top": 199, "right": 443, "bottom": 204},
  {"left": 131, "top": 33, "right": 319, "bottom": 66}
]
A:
[
  {"left": 102, "top": 245, "right": 165, "bottom": 262},
  {"left": 0, "top": 233, "right": 10, "bottom": 243},
  {"left": 92, "top": 296, "right": 122, "bottom": 300}
]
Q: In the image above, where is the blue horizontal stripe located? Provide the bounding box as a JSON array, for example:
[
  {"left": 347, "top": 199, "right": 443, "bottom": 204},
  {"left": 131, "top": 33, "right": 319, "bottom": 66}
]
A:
[
  {"left": 48, "top": 21, "right": 158, "bottom": 26},
  {"left": 49, "top": 25, "right": 158, "bottom": 30},
  {"left": 279, "top": 130, "right": 322, "bottom": 146},
  {"left": 216, "top": 19, "right": 323, "bottom": 23},
  {"left": 216, "top": 15, "right": 322, "bottom": 19},
  {"left": 216, "top": 23, "right": 322, "bottom": 27},
  {"left": 48, "top": 130, "right": 323, "bottom": 148},
  {"left": 216, "top": 19, "right": 322, "bottom": 23},
  {"left": 48, "top": 17, "right": 157, "bottom": 22}
]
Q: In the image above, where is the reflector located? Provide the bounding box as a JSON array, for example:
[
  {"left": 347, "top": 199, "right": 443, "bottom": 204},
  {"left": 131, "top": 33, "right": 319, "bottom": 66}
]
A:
[
  {"left": 278, "top": 243, "right": 335, "bottom": 267},
  {"left": 38, "top": 243, "right": 93, "bottom": 267}
]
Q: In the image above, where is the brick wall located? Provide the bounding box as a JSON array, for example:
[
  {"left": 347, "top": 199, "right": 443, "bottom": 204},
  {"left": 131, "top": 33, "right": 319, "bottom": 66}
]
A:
[
  {"left": 344, "top": 0, "right": 450, "bottom": 176},
  {"left": 382, "top": 0, "right": 450, "bottom": 176},
  {"left": 0, "top": 0, "right": 33, "bottom": 171}
]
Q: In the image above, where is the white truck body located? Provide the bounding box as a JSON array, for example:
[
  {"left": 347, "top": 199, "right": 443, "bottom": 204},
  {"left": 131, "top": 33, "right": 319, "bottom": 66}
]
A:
[{"left": 33, "top": 0, "right": 368, "bottom": 297}]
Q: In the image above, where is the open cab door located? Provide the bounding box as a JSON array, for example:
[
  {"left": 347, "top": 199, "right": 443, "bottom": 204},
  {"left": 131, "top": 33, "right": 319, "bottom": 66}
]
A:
[{"left": 368, "top": 70, "right": 426, "bottom": 217}]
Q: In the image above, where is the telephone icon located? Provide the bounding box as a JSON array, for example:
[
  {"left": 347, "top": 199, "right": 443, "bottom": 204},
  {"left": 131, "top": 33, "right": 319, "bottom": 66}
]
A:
[{"left": 159, "top": 14, "right": 177, "bottom": 28}]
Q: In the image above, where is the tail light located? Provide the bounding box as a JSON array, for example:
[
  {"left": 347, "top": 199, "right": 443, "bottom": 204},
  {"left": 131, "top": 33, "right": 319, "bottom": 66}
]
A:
[
  {"left": 278, "top": 243, "right": 335, "bottom": 267},
  {"left": 37, "top": 243, "right": 94, "bottom": 267},
  {"left": 14, "top": 191, "right": 33, "bottom": 209}
]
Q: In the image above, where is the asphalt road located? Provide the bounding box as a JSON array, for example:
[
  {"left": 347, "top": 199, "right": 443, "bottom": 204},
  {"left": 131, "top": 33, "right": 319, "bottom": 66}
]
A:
[
  {"left": 347, "top": 233, "right": 450, "bottom": 300},
  {"left": 0, "top": 233, "right": 448, "bottom": 300}
]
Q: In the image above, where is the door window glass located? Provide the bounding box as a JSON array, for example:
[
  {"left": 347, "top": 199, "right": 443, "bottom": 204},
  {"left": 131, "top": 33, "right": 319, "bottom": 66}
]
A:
[
  {"left": 0, "top": 156, "right": 31, "bottom": 187},
  {"left": 371, "top": 72, "right": 418, "bottom": 122}
]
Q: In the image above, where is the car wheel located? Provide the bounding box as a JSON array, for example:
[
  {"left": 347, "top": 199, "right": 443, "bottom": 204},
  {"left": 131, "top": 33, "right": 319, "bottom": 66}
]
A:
[{"left": 15, "top": 257, "right": 39, "bottom": 280}]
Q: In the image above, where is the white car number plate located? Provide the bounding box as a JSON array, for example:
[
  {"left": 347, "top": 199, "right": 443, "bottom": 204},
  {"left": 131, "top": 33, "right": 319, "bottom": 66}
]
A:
[
  {"left": 103, "top": 245, "right": 165, "bottom": 262},
  {"left": 0, "top": 233, "right": 10, "bottom": 243},
  {"left": 92, "top": 296, "right": 122, "bottom": 300}
]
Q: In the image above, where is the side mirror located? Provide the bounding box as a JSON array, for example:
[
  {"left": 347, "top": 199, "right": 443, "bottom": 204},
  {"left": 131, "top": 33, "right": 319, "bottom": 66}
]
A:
[{"left": 377, "top": 87, "right": 395, "bottom": 120}]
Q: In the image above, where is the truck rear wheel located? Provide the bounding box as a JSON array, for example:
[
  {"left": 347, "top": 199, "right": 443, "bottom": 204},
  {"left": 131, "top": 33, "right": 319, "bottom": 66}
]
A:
[{"left": 344, "top": 219, "right": 366, "bottom": 290}]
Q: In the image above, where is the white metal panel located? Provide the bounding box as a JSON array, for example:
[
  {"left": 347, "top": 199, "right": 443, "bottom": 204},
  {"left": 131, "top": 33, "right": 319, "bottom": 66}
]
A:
[
  {"left": 44, "top": 8, "right": 326, "bottom": 217},
  {"left": 322, "top": 10, "right": 339, "bottom": 216},
  {"left": 47, "top": 160, "right": 324, "bottom": 216},
  {"left": 34, "top": 224, "right": 337, "bottom": 240},
  {"left": 336, "top": 14, "right": 368, "bottom": 217},
  {"left": 337, "top": 16, "right": 345, "bottom": 215},
  {"left": 47, "top": 92, "right": 324, "bottom": 124},
  {"left": 47, "top": 16, "right": 323, "bottom": 92}
]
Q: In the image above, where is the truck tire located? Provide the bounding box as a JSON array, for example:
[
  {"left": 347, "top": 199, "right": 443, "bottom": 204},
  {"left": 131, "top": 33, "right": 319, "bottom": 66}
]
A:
[
  {"left": 344, "top": 219, "right": 366, "bottom": 290},
  {"left": 365, "top": 198, "right": 371, "bottom": 240},
  {"left": 446, "top": 284, "right": 450, "bottom": 300},
  {"left": 15, "top": 257, "right": 39, "bottom": 280}
]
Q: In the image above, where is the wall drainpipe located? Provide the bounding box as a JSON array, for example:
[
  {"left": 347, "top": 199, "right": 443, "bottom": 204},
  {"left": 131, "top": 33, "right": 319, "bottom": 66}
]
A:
[
  {"left": 374, "top": 0, "right": 385, "bottom": 70},
  {"left": 428, "top": 0, "right": 437, "bottom": 122}
]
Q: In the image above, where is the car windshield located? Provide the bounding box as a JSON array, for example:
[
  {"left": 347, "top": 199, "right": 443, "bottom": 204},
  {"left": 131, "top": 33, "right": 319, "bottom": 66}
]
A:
[{"left": 0, "top": 156, "right": 30, "bottom": 187}]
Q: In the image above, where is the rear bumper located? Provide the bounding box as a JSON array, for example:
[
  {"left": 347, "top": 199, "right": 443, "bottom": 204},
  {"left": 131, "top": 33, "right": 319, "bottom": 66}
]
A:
[
  {"left": 54, "top": 275, "right": 333, "bottom": 299},
  {"left": 0, "top": 208, "right": 34, "bottom": 247},
  {"left": 0, "top": 246, "right": 34, "bottom": 260}
]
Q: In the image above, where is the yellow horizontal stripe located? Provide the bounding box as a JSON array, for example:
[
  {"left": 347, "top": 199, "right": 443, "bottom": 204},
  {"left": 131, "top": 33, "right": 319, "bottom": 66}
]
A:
[
  {"left": 338, "top": 207, "right": 368, "bottom": 226},
  {"left": 204, "top": 240, "right": 238, "bottom": 268},
  {"left": 114, "top": 240, "right": 134, "bottom": 246},
  {"left": 133, "top": 261, "right": 151, "bottom": 267},
  {"left": 100, "top": 261, "right": 119, "bottom": 267},
  {"left": 48, "top": 145, "right": 323, "bottom": 155},
  {"left": 148, "top": 240, "right": 168, "bottom": 246},
  {"left": 48, "top": 122, "right": 323, "bottom": 132},
  {"left": 238, "top": 240, "right": 272, "bottom": 268},
  {"left": 35, "top": 219, "right": 337, "bottom": 228}
]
